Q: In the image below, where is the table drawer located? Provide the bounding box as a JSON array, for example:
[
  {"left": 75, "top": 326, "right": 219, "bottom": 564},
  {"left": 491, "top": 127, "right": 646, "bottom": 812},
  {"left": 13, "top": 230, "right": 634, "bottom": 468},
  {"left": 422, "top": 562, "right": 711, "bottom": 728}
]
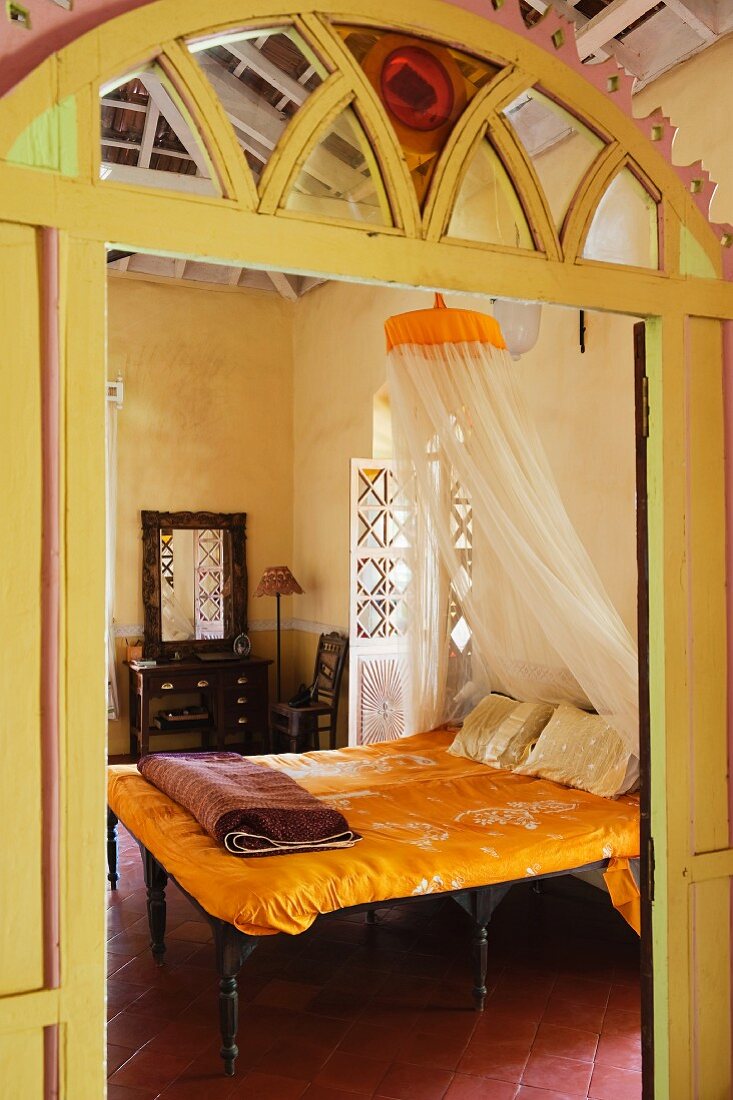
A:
[
  {"left": 221, "top": 665, "right": 267, "bottom": 690},
  {"left": 148, "top": 672, "right": 216, "bottom": 694},
  {"left": 222, "top": 706, "right": 267, "bottom": 730}
]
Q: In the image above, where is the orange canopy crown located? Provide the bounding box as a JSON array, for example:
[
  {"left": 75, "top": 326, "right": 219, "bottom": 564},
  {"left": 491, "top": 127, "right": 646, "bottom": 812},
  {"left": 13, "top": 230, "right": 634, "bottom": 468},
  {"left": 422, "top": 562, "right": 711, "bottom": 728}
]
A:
[{"left": 385, "top": 293, "right": 507, "bottom": 352}]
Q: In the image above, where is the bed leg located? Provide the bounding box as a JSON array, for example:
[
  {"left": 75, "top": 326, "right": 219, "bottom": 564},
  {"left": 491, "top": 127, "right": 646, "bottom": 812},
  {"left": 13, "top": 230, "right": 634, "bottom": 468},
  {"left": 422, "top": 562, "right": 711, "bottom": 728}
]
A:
[
  {"left": 142, "top": 848, "right": 168, "bottom": 963},
  {"left": 365, "top": 909, "right": 376, "bottom": 925},
  {"left": 471, "top": 923, "right": 489, "bottom": 1011},
  {"left": 452, "top": 885, "right": 511, "bottom": 1013},
  {"left": 213, "top": 922, "right": 258, "bottom": 1076},
  {"left": 107, "top": 808, "right": 119, "bottom": 890}
]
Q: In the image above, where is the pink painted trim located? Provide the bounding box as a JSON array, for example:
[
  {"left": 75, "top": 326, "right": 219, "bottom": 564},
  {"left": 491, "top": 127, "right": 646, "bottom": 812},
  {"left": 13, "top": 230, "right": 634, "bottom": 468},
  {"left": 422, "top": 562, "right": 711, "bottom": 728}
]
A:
[
  {"left": 41, "top": 226, "right": 61, "bottom": 1004},
  {"left": 44, "top": 1027, "right": 59, "bottom": 1100}
]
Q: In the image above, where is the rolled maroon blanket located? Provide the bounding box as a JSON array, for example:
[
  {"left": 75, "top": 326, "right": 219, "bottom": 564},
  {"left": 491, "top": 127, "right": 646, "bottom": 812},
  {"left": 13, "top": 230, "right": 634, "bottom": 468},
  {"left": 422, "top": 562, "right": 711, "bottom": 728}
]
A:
[{"left": 137, "top": 752, "right": 361, "bottom": 857}]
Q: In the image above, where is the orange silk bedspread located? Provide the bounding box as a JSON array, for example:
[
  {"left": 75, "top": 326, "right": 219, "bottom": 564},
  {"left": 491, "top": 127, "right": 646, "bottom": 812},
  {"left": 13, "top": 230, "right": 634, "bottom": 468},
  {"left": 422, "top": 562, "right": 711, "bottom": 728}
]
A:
[{"left": 107, "top": 730, "right": 640, "bottom": 937}]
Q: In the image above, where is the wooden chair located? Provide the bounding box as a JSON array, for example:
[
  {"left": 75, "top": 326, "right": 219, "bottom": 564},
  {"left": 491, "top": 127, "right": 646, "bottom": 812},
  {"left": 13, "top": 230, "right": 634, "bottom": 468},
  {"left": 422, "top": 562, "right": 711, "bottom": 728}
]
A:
[{"left": 269, "top": 632, "right": 348, "bottom": 753}]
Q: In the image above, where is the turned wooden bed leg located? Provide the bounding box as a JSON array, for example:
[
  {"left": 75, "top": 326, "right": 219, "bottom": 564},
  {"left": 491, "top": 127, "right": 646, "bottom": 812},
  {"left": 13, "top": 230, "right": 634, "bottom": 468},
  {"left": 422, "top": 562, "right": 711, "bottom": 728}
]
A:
[
  {"left": 142, "top": 847, "right": 168, "bottom": 963},
  {"left": 452, "top": 884, "right": 511, "bottom": 1014},
  {"left": 213, "top": 921, "right": 258, "bottom": 1076},
  {"left": 471, "top": 922, "right": 489, "bottom": 1011},
  {"left": 107, "top": 808, "right": 119, "bottom": 890}
]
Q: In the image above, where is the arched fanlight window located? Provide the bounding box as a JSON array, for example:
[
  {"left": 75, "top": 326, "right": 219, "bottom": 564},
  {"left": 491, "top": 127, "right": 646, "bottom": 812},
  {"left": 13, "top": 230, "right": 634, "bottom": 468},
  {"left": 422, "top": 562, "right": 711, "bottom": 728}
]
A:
[
  {"left": 501, "top": 87, "right": 606, "bottom": 235},
  {"left": 186, "top": 26, "right": 327, "bottom": 186},
  {"left": 447, "top": 136, "right": 535, "bottom": 250},
  {"left": 99, "top": 62, "right": 222, "bottom": 195},
  {"left": 583, "top": 165, "right": 660, "bottom": 269},
  {"left": 283, "top": 103, "right": 393, "bottom": 225}
]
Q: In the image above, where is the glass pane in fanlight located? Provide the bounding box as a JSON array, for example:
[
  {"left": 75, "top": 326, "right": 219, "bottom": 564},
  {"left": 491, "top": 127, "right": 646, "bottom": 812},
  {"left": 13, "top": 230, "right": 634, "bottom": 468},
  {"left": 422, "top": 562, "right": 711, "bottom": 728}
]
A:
[
  {"left": 336, "top": 25, "right": 500, "bottom": 210},
  {"left": 583, "top": 167, "right": 659, "bottom": 269},
  {"left": 187, "top": 27, "right": 326, "bottom": 184},
  {"left": 100, "top": 63, "right": 220, "bottom": 195},
  {"left": 285, "top": 106, "right": 392, "bottom": 226},
  {"left": 502, "top": 88, "right": 604, "bottom": 232},
  {"left": 448, "top": 138, "right": 534, "bottom": 249}
]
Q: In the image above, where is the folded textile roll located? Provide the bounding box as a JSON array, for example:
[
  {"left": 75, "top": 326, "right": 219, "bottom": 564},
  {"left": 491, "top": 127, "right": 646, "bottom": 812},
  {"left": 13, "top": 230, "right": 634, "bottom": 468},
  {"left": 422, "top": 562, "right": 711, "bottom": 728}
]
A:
[{"left": 137, "top": 751, "right": 361, "bottom": 857}]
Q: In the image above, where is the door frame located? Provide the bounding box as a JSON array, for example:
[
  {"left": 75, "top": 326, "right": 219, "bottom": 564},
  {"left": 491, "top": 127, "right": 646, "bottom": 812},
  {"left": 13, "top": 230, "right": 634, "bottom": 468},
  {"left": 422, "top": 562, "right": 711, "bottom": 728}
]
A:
[{"left": 0, "top": 4, "right": 731, "bottom": 1097}]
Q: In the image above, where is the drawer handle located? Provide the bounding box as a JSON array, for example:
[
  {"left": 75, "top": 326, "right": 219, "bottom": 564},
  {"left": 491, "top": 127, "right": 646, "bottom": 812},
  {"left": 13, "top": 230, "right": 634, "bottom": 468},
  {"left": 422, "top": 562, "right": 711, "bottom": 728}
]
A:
[
  {"left": 197, "top": 680, "right": 209, "bottom": 688},
  {"left": 237, "top": 676, "right": 249, "bottom": 685},
  {"left": 238, "top": 716, "right": 248, "bottom": 725},
  {"left": 237, "top": 695, "right": 248, "bottom": 705},
  {"left": 161, "top": 682, "right": 174, "bottom": 690}
]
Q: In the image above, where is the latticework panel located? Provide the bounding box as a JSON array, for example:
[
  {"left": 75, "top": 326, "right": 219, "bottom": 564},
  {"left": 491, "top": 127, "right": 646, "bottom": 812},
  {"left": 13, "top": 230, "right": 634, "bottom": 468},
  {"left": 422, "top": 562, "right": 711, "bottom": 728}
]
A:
[
  {"left": 195, "top": 528, "right": 224, "bottom": 638},
  {"left": 350, "top": 460, "right": 411, "bottom": 744},
  {"left": 160, "top": 530, "right": 174, "bottom": 589},
  {"left": 352, "top": 462, "right": 411, "bottom": 643}
]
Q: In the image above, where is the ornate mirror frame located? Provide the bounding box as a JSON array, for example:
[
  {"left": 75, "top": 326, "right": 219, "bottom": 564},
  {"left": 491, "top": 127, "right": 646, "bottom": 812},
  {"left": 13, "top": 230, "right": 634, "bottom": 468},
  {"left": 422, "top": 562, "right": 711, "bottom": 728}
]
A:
[{"left": 141, "top": 510, "right": 247, "bottom": 659}]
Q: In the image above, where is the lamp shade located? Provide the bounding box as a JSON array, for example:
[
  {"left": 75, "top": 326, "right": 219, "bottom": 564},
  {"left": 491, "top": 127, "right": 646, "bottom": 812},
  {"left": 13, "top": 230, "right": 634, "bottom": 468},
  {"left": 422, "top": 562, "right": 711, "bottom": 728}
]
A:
[
  {"left": 254, "top": 565, "right": 304, "bottom": 597},
  {"left": 493, "top": 298, "right": 542, "bottom": 361}
]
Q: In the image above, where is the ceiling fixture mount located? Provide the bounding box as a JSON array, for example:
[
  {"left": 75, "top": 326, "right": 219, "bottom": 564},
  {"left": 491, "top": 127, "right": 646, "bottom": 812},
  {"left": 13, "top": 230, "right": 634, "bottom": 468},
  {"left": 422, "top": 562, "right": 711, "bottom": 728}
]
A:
[{"left": 492, "top": 298, "right": 542, "bottom": 361}]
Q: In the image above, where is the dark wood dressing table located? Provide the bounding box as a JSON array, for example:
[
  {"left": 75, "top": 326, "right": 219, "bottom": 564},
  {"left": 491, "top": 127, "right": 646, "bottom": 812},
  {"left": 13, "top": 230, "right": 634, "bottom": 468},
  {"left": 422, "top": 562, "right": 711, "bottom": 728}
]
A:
[{"left": 128, "top": 656, "right": 271, "bottom": 757}]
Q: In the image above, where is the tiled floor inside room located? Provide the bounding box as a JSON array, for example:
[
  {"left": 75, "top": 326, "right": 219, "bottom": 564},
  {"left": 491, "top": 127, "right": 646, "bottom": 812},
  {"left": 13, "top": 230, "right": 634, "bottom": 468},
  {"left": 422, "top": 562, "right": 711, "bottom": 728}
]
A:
[{"left": 107, "top": 826, "right": 641, "bottom": 1100}]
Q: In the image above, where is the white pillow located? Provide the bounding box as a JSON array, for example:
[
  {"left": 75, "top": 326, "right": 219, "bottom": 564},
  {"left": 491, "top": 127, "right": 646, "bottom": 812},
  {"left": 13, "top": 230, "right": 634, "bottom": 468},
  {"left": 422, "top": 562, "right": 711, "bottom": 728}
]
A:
[
  {"left": 514, "top": 703, "right": 634, "bottom": 798},
  {"left": 448, "top": 694, "right": 554, "bottom": 769}
]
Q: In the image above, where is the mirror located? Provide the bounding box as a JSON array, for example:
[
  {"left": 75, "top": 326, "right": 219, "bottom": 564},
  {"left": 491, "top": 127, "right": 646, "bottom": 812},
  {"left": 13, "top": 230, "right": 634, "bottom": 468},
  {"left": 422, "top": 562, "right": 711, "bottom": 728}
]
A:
[{"left": 142, "top": 511, "right": 247, "bottom": 658}]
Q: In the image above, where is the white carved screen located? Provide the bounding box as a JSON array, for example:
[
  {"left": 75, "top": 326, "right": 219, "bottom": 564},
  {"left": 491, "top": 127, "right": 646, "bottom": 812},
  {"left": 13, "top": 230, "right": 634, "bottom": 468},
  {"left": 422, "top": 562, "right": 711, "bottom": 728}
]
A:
[{"left": 348, "top": 459, "right": 411, "bottom": 746}]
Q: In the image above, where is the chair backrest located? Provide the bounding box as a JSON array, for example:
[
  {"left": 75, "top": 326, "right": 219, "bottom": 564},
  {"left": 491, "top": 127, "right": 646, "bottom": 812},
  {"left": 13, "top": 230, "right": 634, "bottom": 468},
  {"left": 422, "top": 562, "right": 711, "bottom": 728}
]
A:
[{"left": 312, "top": 632, "right": 349, "bottom": 715}]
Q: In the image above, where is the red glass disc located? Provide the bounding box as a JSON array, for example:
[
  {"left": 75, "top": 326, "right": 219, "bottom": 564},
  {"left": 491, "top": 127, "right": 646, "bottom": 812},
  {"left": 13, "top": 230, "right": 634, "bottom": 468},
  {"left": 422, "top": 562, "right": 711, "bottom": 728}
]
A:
[{"left": 379, "top": 46, "right": 455, "bottom": 132}]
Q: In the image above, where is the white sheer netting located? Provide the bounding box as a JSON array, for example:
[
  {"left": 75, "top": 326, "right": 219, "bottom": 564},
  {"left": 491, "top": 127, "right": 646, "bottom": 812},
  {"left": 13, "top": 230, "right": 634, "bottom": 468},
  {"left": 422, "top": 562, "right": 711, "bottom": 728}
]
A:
[{"left": 386, "top": 335, "right": 639, "bottom": 754}]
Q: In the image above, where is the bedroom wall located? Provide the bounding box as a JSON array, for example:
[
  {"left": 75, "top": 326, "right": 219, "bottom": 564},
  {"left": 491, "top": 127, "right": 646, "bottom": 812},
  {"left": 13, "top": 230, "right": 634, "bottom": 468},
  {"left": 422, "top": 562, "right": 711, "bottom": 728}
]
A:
[
  {"left": 290, "top": 283, "right": 638, "bottom": 741},
  {"left": 106, "top": 276, "right": 295, "bottom": 756}
]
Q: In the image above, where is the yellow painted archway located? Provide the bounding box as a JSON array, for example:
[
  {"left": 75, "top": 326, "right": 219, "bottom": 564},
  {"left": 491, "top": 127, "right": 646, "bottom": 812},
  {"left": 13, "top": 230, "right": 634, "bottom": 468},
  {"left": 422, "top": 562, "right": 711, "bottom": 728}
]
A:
[{"left": 1, "top": 4, "right": 731, "bottom": 1097}]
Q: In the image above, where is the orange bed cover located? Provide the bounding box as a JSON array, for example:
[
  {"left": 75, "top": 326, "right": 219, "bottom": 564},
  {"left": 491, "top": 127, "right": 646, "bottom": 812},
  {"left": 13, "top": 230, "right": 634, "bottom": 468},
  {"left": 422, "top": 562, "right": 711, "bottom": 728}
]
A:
[{"left": 107, "top": 730, "right": 641, "bottom": 937}]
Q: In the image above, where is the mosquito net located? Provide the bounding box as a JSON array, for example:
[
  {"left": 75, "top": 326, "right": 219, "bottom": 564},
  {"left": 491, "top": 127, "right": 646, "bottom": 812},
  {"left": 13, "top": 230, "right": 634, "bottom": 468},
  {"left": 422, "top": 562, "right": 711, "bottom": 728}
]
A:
[{"left": 385, "top": 297, "right": 639, "bottom": 757}]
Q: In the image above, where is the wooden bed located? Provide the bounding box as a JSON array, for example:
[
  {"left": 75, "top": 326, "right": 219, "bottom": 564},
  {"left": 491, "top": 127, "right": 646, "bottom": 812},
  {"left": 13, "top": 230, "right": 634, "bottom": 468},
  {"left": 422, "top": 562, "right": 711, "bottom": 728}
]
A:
[{"left": 107, "top": 730, "right": 640, "bottom": 1076}]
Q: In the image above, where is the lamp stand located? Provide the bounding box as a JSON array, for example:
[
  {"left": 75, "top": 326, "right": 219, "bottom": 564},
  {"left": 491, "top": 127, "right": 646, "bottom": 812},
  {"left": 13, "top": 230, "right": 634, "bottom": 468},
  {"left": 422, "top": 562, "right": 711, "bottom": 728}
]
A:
[{"left": 275, "top": 591, "right": 282, "bottom": 702}]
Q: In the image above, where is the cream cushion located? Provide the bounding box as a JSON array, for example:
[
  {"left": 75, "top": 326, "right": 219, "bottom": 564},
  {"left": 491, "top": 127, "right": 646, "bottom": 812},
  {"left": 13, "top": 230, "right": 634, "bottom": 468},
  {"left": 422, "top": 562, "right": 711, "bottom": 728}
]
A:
[
  {"left": 448, "top": 694, "right": 554, "bottom": 769},
  {"left": 514, "top": 703, "right": 632, "bottom": 798}
]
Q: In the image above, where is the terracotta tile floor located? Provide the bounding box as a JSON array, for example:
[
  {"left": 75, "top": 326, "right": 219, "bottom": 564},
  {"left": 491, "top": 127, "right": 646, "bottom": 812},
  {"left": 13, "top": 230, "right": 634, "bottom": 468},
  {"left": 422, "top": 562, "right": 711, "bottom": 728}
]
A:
[{"left": 107, "top": 827, "right": 642, "bottom": 1099}]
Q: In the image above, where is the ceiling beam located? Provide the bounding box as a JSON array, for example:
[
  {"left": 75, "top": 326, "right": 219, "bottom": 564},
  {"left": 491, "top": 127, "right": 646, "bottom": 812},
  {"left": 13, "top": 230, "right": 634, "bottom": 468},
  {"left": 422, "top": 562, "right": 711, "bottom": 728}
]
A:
[
  {"left": 299, "top": 276, "right": 326, "bottom": 295},
  {"left": 662, "top": 0, "right": 716, "bottom": 41},
  {"left": 173, "top": 258, "right": 187, "bottom": 279},
  {"left": 101, "top": 136, "right": 194, "bottom": 162},
  {"left": 100, "top": 162, "right": 215, "bottom": 194},
  {"left": 224, "top": 41, "right": 309, "bottom": 105},
  {"left": 524, "top": 0, "right": 644, "bottom": 75},
  {"left": 266, "top": 270, "right": 300, "bottom": 300},
  {"left": 576, "top": 0, "right": 660, "bottom": 59},
  {"left": 101, "top": 97, "right": 147, "bottom": 114},
  {"left": 137, "top": 102, "right": 160, "bottom": 169},
  {"left": 226, "top": 266, "right": 243, "bottom": 286},
  {"left": 198, "top": 54, "right": 285, "bottom": 149},
  {"left": 139, "top": 72, "right": 211, "bottom": 178}
]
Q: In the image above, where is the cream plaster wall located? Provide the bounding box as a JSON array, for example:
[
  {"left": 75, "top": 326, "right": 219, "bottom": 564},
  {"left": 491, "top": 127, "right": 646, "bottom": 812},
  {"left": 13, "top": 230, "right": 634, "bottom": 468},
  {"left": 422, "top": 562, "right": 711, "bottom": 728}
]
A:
[
  {"left": 107, "top": 276, "right": 295, "bottom": 755},
  {"left": 634, "top": 34, "right": 733, "bottom": 226}
]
